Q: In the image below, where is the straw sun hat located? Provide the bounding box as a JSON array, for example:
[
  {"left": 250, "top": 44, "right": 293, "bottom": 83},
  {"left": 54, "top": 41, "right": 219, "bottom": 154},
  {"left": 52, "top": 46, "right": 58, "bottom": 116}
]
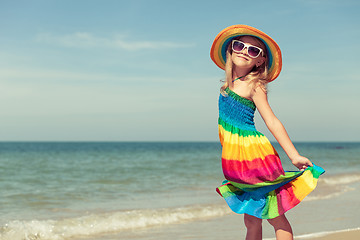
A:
[{"left": 210, "top": 24, "right": 282, "bottom": 82}]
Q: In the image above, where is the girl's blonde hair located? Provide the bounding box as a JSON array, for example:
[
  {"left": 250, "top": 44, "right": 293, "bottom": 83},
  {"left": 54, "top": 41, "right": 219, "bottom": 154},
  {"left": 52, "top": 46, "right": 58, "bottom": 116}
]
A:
[{"left": 220, "top": 36, "right": 270, "bottom": 95}]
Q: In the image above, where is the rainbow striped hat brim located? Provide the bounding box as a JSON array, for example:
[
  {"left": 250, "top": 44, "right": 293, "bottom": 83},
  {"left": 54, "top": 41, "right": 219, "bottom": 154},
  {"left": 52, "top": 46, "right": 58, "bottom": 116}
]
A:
[{"left": 210, "top": 25, "right": 282, "bottom": 82}]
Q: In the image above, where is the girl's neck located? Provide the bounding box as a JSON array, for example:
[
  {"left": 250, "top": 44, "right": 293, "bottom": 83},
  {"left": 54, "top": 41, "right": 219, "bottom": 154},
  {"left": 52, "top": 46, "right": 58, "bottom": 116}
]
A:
[{"left": 232, "top": 68, "right": 251, "bottom": 81}]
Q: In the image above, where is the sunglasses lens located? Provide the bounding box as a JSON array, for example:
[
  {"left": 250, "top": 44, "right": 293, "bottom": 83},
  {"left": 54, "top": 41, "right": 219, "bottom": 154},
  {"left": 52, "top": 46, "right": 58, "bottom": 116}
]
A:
[
  {"left": 232, "top": 41, "right": 245, "bottom": 52},
  {"left": 248, "top": 46, "right": 261, "bottom": 57}
]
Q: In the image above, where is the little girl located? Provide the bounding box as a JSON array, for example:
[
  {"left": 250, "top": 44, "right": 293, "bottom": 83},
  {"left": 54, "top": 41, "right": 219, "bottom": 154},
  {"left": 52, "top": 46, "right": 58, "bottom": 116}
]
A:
[{"left": 210, "top": 25, "right": 324, "bottom": 240}]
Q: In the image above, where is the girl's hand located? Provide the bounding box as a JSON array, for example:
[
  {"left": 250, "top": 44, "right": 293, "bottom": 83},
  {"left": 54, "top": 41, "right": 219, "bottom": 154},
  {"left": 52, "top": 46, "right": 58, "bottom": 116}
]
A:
[{"left": 291, "top": 155, "right": 313, "bottom": 171}]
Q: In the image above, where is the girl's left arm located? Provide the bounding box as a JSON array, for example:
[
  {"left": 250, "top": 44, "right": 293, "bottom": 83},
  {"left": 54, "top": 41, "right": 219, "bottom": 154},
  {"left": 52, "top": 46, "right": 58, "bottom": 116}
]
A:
[{"left": 252, "top": 87, "right": 313, "bottom": 171}]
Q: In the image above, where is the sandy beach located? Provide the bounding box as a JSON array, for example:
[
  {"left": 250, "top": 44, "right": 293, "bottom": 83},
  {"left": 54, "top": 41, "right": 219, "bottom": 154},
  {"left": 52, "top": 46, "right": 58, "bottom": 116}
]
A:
[{"left": 311, "top": 229, "right": 360, "bottom": 240}]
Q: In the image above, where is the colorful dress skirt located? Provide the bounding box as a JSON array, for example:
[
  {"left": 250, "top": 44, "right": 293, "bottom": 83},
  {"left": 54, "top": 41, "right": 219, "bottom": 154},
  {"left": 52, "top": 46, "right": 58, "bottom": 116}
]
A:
[{"left": 216, "top": 88, "right": 325, "bottom": 219}]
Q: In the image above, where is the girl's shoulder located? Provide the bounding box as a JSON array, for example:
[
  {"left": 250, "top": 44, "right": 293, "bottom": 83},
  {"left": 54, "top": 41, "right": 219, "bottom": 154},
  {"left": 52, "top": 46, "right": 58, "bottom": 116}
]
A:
[{"left": 250, "top": 82, "right": 267, "bottom": 101}]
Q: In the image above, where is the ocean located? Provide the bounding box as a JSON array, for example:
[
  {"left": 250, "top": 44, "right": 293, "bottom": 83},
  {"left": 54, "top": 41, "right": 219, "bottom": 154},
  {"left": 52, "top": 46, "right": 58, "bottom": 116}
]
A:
[{"left": 0, "top": 142, "right": 359, "bottom": 240}]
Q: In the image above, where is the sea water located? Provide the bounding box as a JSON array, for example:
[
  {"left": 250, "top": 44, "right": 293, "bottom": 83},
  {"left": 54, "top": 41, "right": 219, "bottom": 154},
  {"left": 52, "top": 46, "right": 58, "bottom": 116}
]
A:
[{"left": 0, "top": 142, "right": 359, "bottom": 239}]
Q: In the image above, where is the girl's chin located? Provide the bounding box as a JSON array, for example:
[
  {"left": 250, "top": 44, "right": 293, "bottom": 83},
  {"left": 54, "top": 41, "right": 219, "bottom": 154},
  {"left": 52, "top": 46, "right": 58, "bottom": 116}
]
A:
[{"left": 233, "top": 62, "right": 254, "bottom": 69}]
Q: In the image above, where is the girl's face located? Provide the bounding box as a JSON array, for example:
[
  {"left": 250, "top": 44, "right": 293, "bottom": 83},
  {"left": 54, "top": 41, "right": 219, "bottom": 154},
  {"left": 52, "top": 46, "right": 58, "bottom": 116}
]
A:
[{"left": 231, "top": 36, "right": 266, "bottom": 71}]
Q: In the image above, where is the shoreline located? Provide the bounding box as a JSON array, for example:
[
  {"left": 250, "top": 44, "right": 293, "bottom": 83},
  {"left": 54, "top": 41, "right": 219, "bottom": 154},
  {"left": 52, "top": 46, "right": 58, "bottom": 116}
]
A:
[
  {"left": 307, "top": 228, "right": 360, "bottom": 240},
  {"left": 288, "top": 228, "right": 360, "bottom": 240},
  {"left": 264, "top": 228, "right": 360, "bottom": 240}
]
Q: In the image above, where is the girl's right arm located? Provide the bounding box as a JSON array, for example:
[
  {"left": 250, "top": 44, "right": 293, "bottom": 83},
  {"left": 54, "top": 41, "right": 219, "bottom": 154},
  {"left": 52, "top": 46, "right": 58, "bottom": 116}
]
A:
[{"left": 252, "top": 87, "right": 313, "bottom": 171}]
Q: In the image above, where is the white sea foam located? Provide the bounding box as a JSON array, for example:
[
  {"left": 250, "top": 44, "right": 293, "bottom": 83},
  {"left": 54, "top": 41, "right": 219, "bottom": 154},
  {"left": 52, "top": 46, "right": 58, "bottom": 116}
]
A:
[
  {"left": 0, "top": 204, "right": 231, "bottom": 240},
  {"left": 320, "top": 173, "right": 360, "bottom": 185},
  {"left": 263, "top": 227, "right": 360, "bottom": 240},
  {"left": 304, "top": 185, "right": 355, "bottom": 201}
]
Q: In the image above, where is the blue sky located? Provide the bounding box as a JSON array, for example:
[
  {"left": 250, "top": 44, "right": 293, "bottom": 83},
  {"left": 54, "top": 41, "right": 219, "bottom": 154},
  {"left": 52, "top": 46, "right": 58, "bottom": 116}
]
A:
[{"left": 0, "top": 0, "right": 359, "bottom": 141}]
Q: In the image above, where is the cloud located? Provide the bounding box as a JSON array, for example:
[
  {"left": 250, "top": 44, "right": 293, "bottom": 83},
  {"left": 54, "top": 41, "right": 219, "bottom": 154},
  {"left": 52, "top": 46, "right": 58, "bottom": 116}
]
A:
[
  {"left": 0, "top": 68, "right": 120, "bottom": 82},
  {"left": 36, "top": 32, "right": 195, "bottom": 51},
  {"left": 0, "top": 67, "right": 181, "bottom": 86}
]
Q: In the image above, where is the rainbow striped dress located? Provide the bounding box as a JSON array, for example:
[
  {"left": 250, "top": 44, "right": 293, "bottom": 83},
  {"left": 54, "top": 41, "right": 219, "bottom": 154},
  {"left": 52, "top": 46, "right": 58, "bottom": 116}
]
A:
[{"left": 216, "top": 87, "right": 325, "bottom": 219}]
